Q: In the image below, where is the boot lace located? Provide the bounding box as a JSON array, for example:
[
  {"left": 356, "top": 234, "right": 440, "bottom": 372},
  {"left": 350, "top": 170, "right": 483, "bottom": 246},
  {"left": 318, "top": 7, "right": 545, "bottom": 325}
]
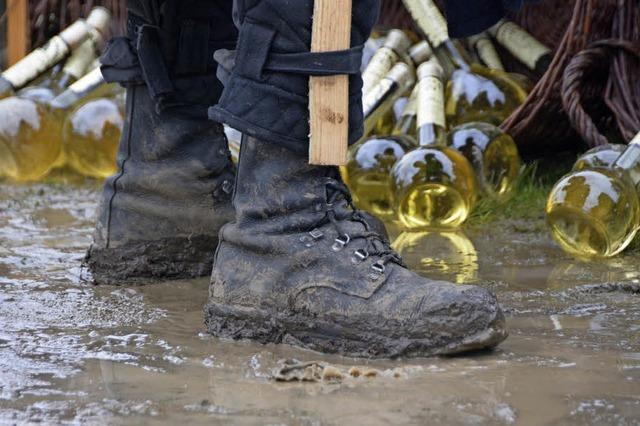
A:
[{"left": 309, "top": 179, "right": 404, "bottom": 274}]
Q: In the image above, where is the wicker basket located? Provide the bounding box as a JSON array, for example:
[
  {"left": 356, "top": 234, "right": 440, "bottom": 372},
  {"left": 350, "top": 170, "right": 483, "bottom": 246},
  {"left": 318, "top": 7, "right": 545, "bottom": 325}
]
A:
[
  {"left": 25, "top": 0, "right": 639, "bottom": 155},
  {"left": 26, "top": 0, "right": 127, "bottom": 48},
  {"left": 379, "top": 0, "right": 640, "bottom": 156}
]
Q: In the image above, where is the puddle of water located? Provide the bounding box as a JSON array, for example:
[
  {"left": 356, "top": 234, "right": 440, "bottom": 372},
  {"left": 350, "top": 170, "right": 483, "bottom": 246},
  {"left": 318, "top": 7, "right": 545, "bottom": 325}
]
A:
[{"left": 0, "top": 182, "right": 639, "bottom": 425}]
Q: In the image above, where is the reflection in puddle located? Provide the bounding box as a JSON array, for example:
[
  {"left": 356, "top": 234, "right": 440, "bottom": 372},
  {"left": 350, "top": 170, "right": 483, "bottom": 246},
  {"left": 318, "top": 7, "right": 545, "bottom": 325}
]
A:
[
  {"left": 393, "top": 230, "right": 478, "bottom": 283},
  {"left": 1, "top": 183, "right": 639, "bottom": 424}
]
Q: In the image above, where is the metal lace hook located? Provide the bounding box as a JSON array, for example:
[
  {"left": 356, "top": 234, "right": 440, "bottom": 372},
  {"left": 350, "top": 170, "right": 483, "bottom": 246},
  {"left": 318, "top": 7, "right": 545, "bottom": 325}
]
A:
[
  {"left": 331, "top": 234, "right": 350, "bottom": 252},
  {"left": 371, "top": 260, "right": 385, "bottom": 274},
  {"left": 351, "top": 248, "right": 369, "bottom": 264}
]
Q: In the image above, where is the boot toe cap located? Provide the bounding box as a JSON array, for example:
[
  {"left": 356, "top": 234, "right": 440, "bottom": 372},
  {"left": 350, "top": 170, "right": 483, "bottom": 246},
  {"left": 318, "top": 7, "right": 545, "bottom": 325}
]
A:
[
  {"left": 409, "top": 284, "right": 508, "bottom": 356},
  {"left": 295, "top": 279, "right": 507, "bottom": 358}
]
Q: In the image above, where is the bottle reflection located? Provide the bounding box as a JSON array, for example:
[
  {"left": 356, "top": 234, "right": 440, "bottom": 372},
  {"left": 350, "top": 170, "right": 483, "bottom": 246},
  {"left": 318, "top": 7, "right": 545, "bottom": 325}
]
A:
[
  {"left": 393, "top": 230, "right": 478, "bottom": 283},
  {"left": 546, "top": 257, "right": 640, "bottom": 290}
]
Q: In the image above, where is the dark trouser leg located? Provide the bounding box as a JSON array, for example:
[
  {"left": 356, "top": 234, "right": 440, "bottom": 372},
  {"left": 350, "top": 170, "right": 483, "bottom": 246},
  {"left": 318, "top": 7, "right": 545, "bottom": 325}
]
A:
[
  {"left": 205, "top": 1, "right": 507, "bottom": 357},
  {"left": 85, "top": 0, "right": 237, "bottom": 285}
]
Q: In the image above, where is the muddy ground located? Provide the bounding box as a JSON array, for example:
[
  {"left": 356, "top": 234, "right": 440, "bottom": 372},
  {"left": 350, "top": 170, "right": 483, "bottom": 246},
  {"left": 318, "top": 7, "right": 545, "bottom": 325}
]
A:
[{"left": 0, "top": 182, "right": 638, "bottom": 425}]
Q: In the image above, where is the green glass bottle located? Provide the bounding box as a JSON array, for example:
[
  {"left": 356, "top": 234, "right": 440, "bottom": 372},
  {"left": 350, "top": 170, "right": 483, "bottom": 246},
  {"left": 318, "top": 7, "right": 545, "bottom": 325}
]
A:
[
  {"left": 546, "top": 132, "right": 640, "bottom": 257},
  {"left": 390, "top": 60, "right": 478, "bottom": 229}
]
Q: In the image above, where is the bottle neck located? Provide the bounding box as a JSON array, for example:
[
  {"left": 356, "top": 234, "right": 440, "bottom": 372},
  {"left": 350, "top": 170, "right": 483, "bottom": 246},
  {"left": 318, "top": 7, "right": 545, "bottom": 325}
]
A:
[
  {"left": 418, "top": 123, "right": 445, "bottom": 147},
  {"left": 0, "top": 19, "right": 89, "bottom": 91},
  {"left": 49, "top": 67, "right": 105, "bottom": 110},
  {"left": 55, "top": 33, "right": 101, "bottom": 91},
  {"left": 362, "top": 64, "right": 414, "bottom": 136},
  {"left": 488, "top": 19, "right": 551, "bottom": 74},
  {"left": 613, "top": 132, "right": 640, "bottom": 186},
  {"left": 393, "top": 85, "right": 419, "bottom": 135},
  {"left": 416, "top": 73, "right": 446, "bottom": 147},
  {"left": 362, "top": 47, "right": 400, "bottom": 95},
  {"left": 401, "top": 0, "right": 470, "bottom": 76},
  {"left": 435, "top": 40, "right": 470, "bottom": 76},
  {"left": 469, "top": 33, "right": 504, "bottom": 71}
]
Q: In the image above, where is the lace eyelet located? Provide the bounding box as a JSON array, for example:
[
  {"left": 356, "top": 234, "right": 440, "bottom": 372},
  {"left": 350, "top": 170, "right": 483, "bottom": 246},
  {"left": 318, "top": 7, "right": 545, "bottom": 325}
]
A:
[
  {"left": 351, "top": 248, "right": 369, "bottom": 264},
  {"left": 309, "top": 229, "right": 324, "bottom": 240},
  {"left": 331, "top": 234, "right": 350, "bottom": 252},
  {"left": 371, "top": 261, "right": 385, "bottom": 274},
  {"left": 300, "top": 229, "right": 324, "bottom": 247}
]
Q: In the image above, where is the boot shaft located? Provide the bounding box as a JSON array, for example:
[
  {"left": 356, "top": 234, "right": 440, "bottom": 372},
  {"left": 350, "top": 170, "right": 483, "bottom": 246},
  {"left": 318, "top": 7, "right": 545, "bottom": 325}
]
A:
[
  {"left": 94, "top": 85, "right": 234, "bottom": 249},
  {"left": 232, "top": 136, "right": 330, "bottom": 226}
]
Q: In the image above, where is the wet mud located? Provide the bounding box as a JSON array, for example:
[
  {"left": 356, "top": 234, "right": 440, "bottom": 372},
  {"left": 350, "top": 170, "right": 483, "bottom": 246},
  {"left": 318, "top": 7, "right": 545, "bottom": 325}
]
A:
[{"left": 0, "top": 182, "right": 639, "bottom": 424}]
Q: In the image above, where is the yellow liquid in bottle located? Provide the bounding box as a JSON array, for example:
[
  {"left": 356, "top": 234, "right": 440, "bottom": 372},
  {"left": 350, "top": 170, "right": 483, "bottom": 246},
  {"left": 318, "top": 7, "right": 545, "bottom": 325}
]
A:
[
  {"left": 572, "top": 144, "right": 640, "bottom": 191},
  {"left": 393, "top": 230, "right": 478, "bottom": 283},
  {"left": 62, "top": 97, "right": 123, "bottom": 178},
  {"left": 445, "top": 64, "right": 527, "bottom": 128},
  {"left": 390, "top": 146, "right": 477, "bottom": 229},
  {"left": 371, "top": 109, "right": 397, "bottom": 136},
  {"left": 448, "top": 122, "right": 521, "bottom": 199},
  {"left": 0, "top": 97, "right": 62, "bottom": 181},
  {"left": 346, "top": 135, "right": 415, "bottom": 218},
  {"left": 573, "top": 144, "right": 626, "bottom": 171},
  {"left": 19, "top": 86, "right": 72, "bottom": 171},
  {"left": 546, "top": 169, "right": 640, "bottom": 257},
  {"left": 18, "top": 86, "right": 58, "bottom": 103}
]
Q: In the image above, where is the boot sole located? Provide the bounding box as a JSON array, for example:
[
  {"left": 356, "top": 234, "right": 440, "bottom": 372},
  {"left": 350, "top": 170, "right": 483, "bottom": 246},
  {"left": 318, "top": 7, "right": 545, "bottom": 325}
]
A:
[
  {"left": 204, "top": 300, "right": 508, "bottom": 358},
  {"left": 85, "top": 235, "right": 218, "bottom": 286}
]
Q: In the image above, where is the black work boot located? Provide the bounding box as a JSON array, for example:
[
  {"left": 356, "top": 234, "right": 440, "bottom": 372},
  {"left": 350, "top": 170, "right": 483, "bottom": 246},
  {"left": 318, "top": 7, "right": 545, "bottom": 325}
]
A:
[
  {"left": 85, "top": 0, "right": 237, "bottom": 285},
  {"left": 205, "top": 137, "right": 507, "bottom": 357},
  {"left": 205, "top": 0, "right": 506, "bottom": 356}
]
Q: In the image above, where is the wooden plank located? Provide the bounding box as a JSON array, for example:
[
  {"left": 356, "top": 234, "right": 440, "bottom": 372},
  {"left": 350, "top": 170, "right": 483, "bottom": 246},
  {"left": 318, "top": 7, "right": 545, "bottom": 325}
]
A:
[
  {"left": 308, "top": 0, "right": 352, "bottom": 166},
  {"left": 7, "top": 0, "right": 29, "bottom": 66}
]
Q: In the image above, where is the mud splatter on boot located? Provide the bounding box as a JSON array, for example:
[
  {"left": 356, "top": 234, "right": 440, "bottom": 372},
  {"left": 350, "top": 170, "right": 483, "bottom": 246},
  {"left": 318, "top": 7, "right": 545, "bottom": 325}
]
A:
[
  {"left": 85, "top": 2, "right": 237, "bottom": 285},
  {"left": 205, "top": 137, "right": 507, "bottom": 358}
]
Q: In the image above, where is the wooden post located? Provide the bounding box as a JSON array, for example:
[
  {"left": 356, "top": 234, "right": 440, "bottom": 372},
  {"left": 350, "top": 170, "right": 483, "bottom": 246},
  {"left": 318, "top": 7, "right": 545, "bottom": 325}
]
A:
[
  {"left": 308, "top": 0, "right": 352, "bottom": 166},
  {"left": 7, "top": 0, "right": 29, "bottom": 66}
]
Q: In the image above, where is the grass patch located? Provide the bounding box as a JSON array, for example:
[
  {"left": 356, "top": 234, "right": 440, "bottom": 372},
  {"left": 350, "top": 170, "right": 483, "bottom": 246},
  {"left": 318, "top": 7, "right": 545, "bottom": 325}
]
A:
[{"left": 467, "top": 162, "right": 555, "bottom": 226}]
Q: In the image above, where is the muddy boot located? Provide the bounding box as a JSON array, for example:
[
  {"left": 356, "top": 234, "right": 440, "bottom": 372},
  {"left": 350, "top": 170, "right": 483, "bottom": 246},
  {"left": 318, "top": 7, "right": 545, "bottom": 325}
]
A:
[
  {"left": 205, "top": 0, "right": 507, "bottom": 356},
  {"left": 205, "top": 137, "right": 507, "bottom": 357},
  {"left": 85, "top": 1, "right": 237, "bottom": 285}
]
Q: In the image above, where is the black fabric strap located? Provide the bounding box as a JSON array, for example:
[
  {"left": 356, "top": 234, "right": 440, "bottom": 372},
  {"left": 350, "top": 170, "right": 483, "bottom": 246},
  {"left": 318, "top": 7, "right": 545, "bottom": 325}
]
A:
[
  {"left": 265, "top": 46, "right": 363, "bottom": 76},
  {"left": 234, "top": 20, "right": 363, "bottom": 79}
]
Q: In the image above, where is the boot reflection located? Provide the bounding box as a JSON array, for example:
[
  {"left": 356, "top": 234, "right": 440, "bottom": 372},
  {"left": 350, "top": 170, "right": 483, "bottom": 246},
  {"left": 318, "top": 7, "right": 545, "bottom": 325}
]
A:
[{"left": 392, "top": 230, "right": 478, "bottom": 284}]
